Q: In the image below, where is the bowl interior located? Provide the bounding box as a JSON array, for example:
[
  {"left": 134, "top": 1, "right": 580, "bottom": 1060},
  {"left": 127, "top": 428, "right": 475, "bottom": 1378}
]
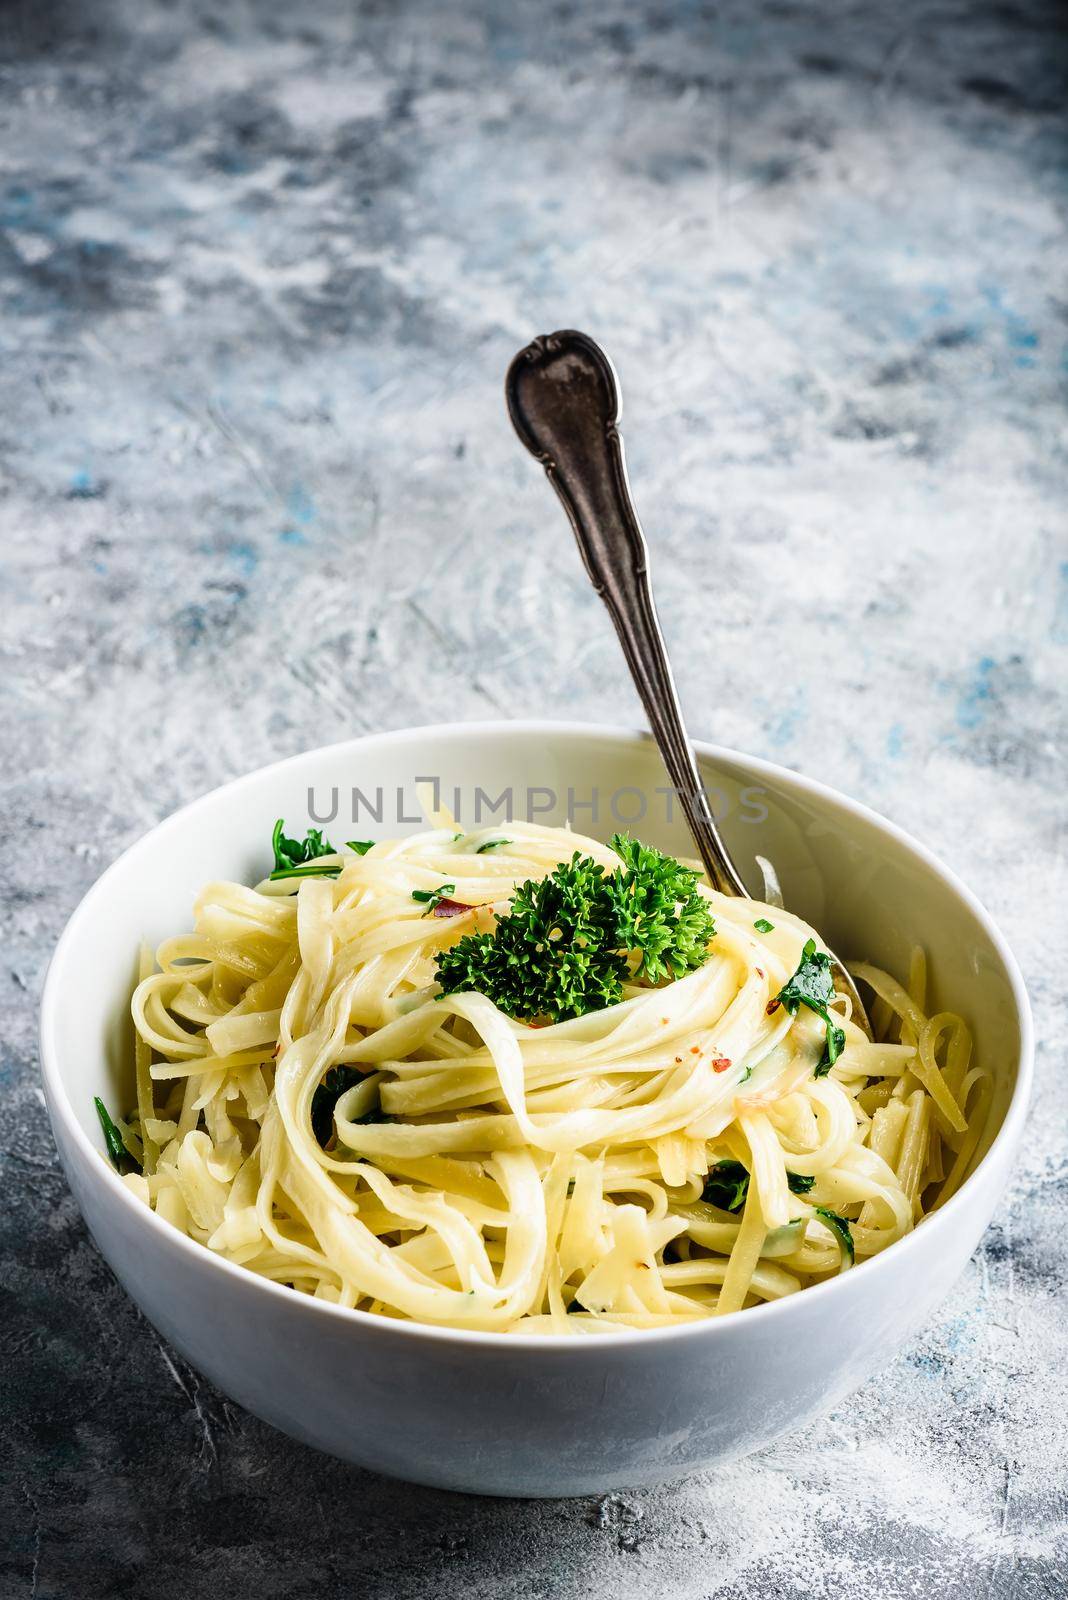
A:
[{"left": 47, "top": 722, "right": 1023, "bottom": 1202}]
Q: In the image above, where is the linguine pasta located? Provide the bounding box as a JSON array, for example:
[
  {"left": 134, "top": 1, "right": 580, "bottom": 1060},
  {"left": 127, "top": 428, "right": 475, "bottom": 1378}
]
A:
[{"left": 116, "top": 821, "right": 990, "bottom": 1333}]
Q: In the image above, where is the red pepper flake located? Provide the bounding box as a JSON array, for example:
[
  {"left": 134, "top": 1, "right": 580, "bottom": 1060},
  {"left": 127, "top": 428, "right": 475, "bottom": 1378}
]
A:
[
  {"left": 660, "top": 1017, "right": 669, "bottom": 1026},
  {"left": 766, "top": 999, "right": 781, "bottom": 1015},
  {"left": 674, "top": 1056, "right": 683, "bottom": 1064},
  {"left": 711, "top": 1056, "right": 732, "bottom": 1073},
  {"left": 432, "top": 897, "right": 470, "bottom": 918},
  {"left": 755, "top": 967, "right": 764, "bottom": 978},
  {"left": 690, "top": 1045, "right": 701, "bottom": 1055}
]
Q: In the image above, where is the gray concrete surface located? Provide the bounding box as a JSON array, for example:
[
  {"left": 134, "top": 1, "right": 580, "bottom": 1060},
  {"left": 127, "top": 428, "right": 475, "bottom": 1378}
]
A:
[{"left": 2, "top": 1, "right": 1066, "bottom": 1595}]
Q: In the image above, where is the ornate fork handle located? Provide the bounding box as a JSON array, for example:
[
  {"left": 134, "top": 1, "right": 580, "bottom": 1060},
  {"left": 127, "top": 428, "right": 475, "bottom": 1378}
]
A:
[{"left": 505, "top": 329, "right": 748, "bottom": 896}]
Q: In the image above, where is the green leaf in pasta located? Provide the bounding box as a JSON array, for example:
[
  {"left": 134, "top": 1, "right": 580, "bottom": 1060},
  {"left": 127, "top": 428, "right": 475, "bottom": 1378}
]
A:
[
  {"left": 311, "top": 1067, "right": 389, "bottom": 1148},
  {"left": 813, "top": 1205, "right": 855, "bottom": 1265},
  {"left": 412, "top": 882, "right": 457, "bottom": 915},
  {"left": 269, "top": 819, "right": 341, "bottom": 881},
  {"left": 701, "top": 1160, "right": 751, "bottom": 1213},
  {"left": 702, "top": 1160, "right": 816, "bottom": 1213},
  {"left": 771, "top": 938, "right": 847, "bottom": 1075}
]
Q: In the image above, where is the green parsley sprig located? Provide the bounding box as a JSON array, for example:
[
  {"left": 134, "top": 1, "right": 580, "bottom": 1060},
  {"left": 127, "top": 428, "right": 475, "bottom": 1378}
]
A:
[
  {"left": 435, "top": 834, "right": 716, "bottom": 1024},
  {"left": 607, "top": 835, "right": 719, "bottom": 985},
  {"left": 268, "top": 820, "right": 374, "bottom": 881}
]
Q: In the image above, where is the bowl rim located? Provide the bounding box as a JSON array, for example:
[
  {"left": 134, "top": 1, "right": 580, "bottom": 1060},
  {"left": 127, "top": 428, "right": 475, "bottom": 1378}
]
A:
[{"left": 39, "top": 718, "right": 1034, "bottom": 1353}]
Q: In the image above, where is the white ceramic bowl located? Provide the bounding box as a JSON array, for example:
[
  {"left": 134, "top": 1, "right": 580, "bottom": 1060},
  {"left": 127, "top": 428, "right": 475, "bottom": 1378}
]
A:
[{"left": 40, "top": 723, "right": 1031, "bottom": 1497}]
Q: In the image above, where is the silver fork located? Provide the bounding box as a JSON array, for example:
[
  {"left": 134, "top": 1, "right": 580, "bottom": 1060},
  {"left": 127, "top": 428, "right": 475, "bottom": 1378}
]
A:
[{"left": 505, "top": 328, "right": 872, "bottom": 1037}]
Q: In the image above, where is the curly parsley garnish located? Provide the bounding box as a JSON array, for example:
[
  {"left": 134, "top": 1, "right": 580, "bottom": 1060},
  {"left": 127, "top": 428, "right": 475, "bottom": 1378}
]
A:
[
  {"left": 435, "top": 834, "right": 716, "bottom": 1024},
  {"left": 771, "top": 937, "right": 846, "bottom": 1075},
  {"left": 606, "top": 834, "right": 718, "bottom": 985}
]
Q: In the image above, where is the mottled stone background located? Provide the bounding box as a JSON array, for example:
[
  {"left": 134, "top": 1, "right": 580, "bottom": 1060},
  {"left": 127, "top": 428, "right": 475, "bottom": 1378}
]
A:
[{"left": 2, "top": 0, "right": 1065, "bottom": 1595}]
